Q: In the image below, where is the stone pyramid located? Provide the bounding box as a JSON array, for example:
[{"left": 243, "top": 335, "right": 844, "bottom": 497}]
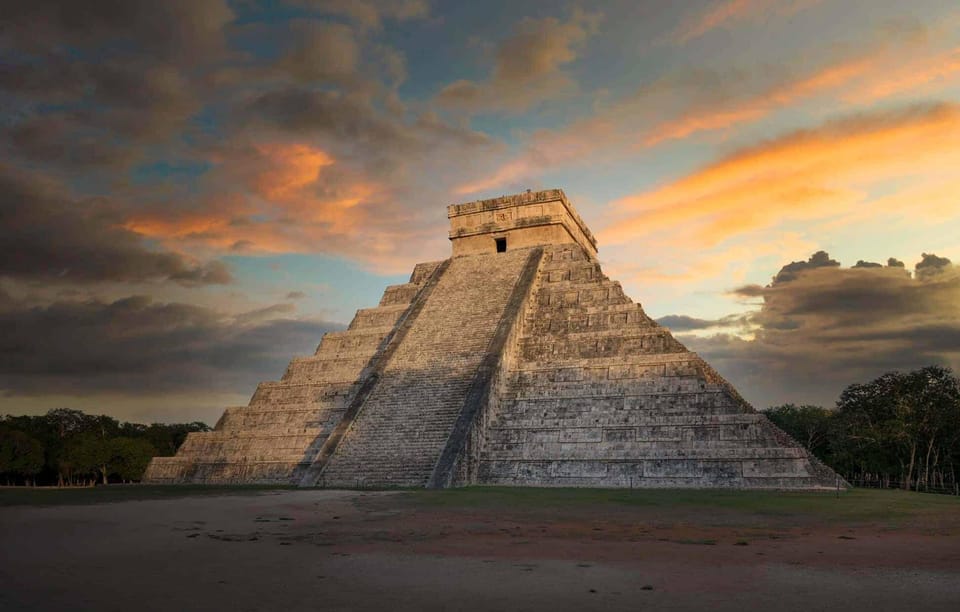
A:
[{"left": 145, "top": 189, "right": 840, "bottom": 489}]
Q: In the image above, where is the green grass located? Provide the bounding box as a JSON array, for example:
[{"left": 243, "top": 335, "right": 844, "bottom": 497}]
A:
[
  {"left": 5, "top": 485, "right": 960, "bottom": 529},
  {"left": 399, "top": 486, "right": 960, "bottom": 525},
  {"left": 0, "top": 484, "right": 295, "bottom": 507}
]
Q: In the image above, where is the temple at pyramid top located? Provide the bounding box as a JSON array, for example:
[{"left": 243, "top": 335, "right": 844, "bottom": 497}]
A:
[{"left": 448, "top": 188, "right": 598, "bottom": 257}]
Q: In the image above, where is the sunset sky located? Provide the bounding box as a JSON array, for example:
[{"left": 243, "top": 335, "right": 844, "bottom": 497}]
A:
[{"left": 2, "top": 0, "right": 959, "bottom": 423}]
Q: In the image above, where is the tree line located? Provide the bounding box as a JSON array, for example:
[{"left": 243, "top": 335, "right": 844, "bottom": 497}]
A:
[
  {"left": 765, "top": 365, "right": 960, "bottom": 492},
  {"left": 0, "top": 409, "right": 210, "bottom": 486}
]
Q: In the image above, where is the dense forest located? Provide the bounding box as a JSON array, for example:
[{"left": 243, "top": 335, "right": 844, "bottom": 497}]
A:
[
  {"left": 766, "top": 366, "right": 960, "bottom": 492},
  {"left": 0, "top": 409, "right": 209, "bottom": 486}
]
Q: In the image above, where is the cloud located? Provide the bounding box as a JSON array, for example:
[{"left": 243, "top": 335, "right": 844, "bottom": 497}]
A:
[
  {"left": 6, "top": 116, "right": 133, "bottom": 169},
  {"left": 771, "top": 250, "right": 839, "bottom": 284},
  {"left": 1, "top": 0, "right": 234, "bottom": 61},
  {"left": 235, "top": 88, "right": 414, "bottom": 155},
  {"left": 641, "top": 55, "right": 876, "bottom": 147},
  {"left": 121, "top": 140, "right": 460, "bottom": 274},
  {"left": 287, "top": 0, "right": 430, "bottom": 29},
  {"left": 452, "top": 52, "right": 879, "bottom": 194},
  {"left": 841, "top": 47, "right": 960, "bottom": 104},
  {"left": 436, "top": 9, "right": 601, "bottom": 113},
  {"left": 672, "top": 0, "right": 823, "bottom": 44},
  {"left": 601, "top": 102, "right": 960, "bottom": 250},
  {"left": 0, "top": 165, "right": 232, "bottom": 286},
  {"left": 0, "top": 1, "right": 233, "bottom": 171},
  {"left": 275, "top": 20, "right": 361, "bottom": 84},
  {"left": 678, "top": 252, "right": 960, "bottom": 407},
  {"left": 455, "top": 18, "right": 959, "bottom": 195},
  {"left": 0, "top": 292, "right": 342, "bottom": 395},
  {"left": 117, "top": 58, "right": 498, "bottom": 272},
  {"left": 916, "top": 252, "right": 953, "bottom": 279}
]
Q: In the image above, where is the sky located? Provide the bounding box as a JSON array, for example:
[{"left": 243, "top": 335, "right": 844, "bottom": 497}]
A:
[{"left": 2, "top": 0, "right": 959, "bottom": 424}]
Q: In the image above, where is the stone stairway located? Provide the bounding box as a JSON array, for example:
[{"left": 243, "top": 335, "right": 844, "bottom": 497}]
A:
[
  {"left": 142, "top": 262, "right": 443, "bottom": 484},
  {"left": 318, "top": 248, "right": 540, "bottom": 488},
  {"left": 477, "top": 245, "right": 837, "bottom": 488}
]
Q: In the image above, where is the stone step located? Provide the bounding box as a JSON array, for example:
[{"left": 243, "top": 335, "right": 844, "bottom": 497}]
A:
[
  {"left": 379, "top": 283, "right": 420, "bottom": 306},
  {"left": 347, "top": 304, "right": 409, "bottom": 331},
  {"left": 481, "top": 445, "right": 809, "bottom": 461},
  {"left": 281, "top": 356, "right": 370, "bottom": 384}
]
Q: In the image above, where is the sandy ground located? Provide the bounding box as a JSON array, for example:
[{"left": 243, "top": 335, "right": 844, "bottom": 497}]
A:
[{"left": 2, "top": 489, "right": 959, "bottom": 611}]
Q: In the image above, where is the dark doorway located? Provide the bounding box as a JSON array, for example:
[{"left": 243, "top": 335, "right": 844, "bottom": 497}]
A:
[{"left": 495, "top": 237, "right": 507, "bottom": 253}]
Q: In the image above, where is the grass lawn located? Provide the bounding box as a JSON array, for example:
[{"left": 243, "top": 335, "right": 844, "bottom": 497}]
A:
[
  {"left": 0, "top": 484, "right": 294, "bottom": 507},
  {"left": 4, "top": 484, "right": 960, "bottom": 531}
]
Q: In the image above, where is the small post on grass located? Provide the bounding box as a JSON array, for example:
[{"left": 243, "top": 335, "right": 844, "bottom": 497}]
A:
[{"left": 836, "top": 475, "right": 840, "bottom": 499}]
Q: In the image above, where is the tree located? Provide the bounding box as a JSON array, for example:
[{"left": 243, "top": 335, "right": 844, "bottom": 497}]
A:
[
  {"left": 108, "top": 438, "right": 157, "bottom": 482},
  {"left": 832, "top": 366, "right": 960, "bottom": 490},
  {"left": 0, "top": 429, "right": 45, "bottom": 485},
  {"left": 64, "top": 434, "right": 111, "bottom": 485},
  {"left": 0, "top": 409, "right": 212, "bottom": 486},
  {"left": 764, "top": 404, "right": 834, "bottom": 460}
]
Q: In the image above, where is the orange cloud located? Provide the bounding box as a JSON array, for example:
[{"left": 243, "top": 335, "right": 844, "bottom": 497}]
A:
[
  {"left": 842, "top": 47, "right": 960, "bottom": 104},
  {"left": 458, "top": 20, "right": 960, "bottom": 196},
  {"left": 122, "top": 143, "right": 428, "bottom": 271},
  {"left": 673, "top": 0, "right": 823, "bottom": 44},
  {"left": 643, "top": 55, "right": 877, "bottom": 147},
  {"left": 601, "top": 103, "right": 960, "bottom": 249},
  {"left": 454, "top": 158, "right": 536, "bottom": 195},
  {"left": 124, "top": 142, "right": 458, "bottom": 274},
  {"left": 251, "top": 143, "right": 334, "bottom": 200}
]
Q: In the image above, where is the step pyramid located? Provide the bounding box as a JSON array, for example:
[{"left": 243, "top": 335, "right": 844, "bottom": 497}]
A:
[{"left": 144, "top": 189, "right": 840, "bottom": 489}]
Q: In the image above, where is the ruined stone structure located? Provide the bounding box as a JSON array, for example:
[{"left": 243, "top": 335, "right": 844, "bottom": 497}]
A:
[{"left": 145, "top": 189, "right": 840, "bottom": 489}]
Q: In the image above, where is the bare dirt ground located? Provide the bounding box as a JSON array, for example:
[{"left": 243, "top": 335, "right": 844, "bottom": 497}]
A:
[{"left": 1, "top": 487, "right": 959, "bottom": 611}]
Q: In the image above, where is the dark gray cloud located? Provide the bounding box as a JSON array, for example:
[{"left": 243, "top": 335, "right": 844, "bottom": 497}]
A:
[
  {"left": 436, "top": 9, "right": 601, "bottom": 113},
  {"left": 285, "top": 0, "right": 430, "bottom": 29},
  {"left": 916, "top": 252, "right": 952, "bottom": 279},
  {"left": 7, "top": 117, "right": 133, "bottom": 169},
  {"left": 0, "top": 293, "right": 342, "bottom": 395},
  {"left": 238, "top": 87, "right": 412, "bottom": 150},
  {"left": 771, "top": 250, "right": 839, "bottom": 284},
  {"left": 278, "top": 20, "right": 361, "bottom": 84},
  {"left": 0, "top": 1, "right": 233, "bottom": 61},
  {"left": 679, "top": 252, "right": 960, "bottom": 408},
  {"left": 235, "top": 86, "right": 490, "bottom": 159},
  {"left": 0, "top": 165, "right": 231, "bottom": 286},
  {"left": 0, "top": 0, "right": 493, "bottom": 277},
  {"left": 0, "top": 1, "right": 230, "bottom": 171}
]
